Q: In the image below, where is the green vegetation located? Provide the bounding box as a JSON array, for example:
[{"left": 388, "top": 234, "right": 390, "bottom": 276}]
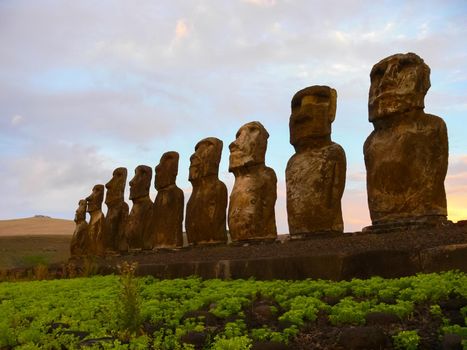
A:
[
  {"left": 0, "top": 271, "right": 466, "bottom": 349},
  {"left": 392, "top": 330, "right": 420, "bottom": 350}
]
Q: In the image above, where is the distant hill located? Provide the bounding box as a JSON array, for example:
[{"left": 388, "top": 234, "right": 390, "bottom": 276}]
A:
[{"left": 0, "top": 217, "right": 74, "bottom": 236}]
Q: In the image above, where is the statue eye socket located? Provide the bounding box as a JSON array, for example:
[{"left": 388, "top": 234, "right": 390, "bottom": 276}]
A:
[{"left": 371, "top": 67, "right": 384, "bottom": 79}]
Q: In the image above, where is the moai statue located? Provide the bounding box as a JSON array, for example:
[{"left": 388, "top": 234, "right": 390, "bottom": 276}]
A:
[
  {"left": 104, "top": 167, "right": 129, "bottom": 253},
  {"left": 364, "top": 52, "right": 448, "bottom": 231},
  {"left": 151, "top": 152, "right": 184, "bottom": 249},
  {"left": 228, "top": 121, "right": 277, "bottom": 242},
  {"left": 186, "top": 137, "right": 228, "bottom": 245},
  {"left": 126, "top": 165, "right": 153, "bottom": 250},
  {"left": 70, "top": 199, "right": 89, "bottom": 257},
  {"left": 286, "top": 86, "right": 346, "bottom": 237},
  {"left": 86, "top": 184, "right": 105, "bottom": 255}
]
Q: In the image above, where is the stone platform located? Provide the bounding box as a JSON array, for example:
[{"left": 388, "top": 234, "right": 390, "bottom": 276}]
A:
[{"left": 71, "top": 223, "right": 467, "bottom": 281}]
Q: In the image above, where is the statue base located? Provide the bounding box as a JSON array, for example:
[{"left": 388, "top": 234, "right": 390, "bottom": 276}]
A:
[{"left": 363, "top": 216, "right": 452, "bottom": 234}]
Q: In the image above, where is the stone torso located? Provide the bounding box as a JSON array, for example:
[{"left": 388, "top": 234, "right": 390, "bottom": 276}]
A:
[
  {"left": 126, "top": 197, "right": 152, "bottom": 250},
  {"left": 105, "top": 202, "right": 129, "bottom": 252},
  {"left": 151, "top": 185, "right": 184, "bottom": 249},
  {"left": 286, "top": 142, "right": 346, "bottom": 235},
  {"left": 186, "top": 178, "right": 227, "bottom": 245},
  {"left": 364, "top": 112, "right": 448, "bottom": 225},
  {"left": 70, "top": 221, "right": 89, "bottom": 256},
  {"left": 228, "top": 165, "right": 277, "bottom": 242},
  {"left": 88, "top": 211, "right": 105, "bottom": 255}
]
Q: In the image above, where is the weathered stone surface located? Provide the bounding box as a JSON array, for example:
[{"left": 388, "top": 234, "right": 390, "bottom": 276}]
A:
[
  {"left": 365, "top": 312, "right": 400, "bottom": 325},
  {"left": 104, "top": 167, "right": 129, "bottom": 253},
  {"left": 419, "top": 243, "right": 467, "bottom": 273},
  {"left": 85, "top": 185, "right": 105, "bottom": 255},
  {"left": 228, "top": 122, "right": 277, "bottom": 242},
  {"left": 442, "top": 333, "right": 463, "bottom": 350},
  {"left": 151, "top": 152, "right": 184, "bottom": 249},
  {"left": 338, "top": 326, "right": 388, "bottom": 350},
  {"left": 186, "top": 137, "right": 228, "bottom": 245},
  {"left": 70, "top": 199, "right": 89, "bottom": 257},
  {"left": 286, "top": 86, "right": 346, "bottom": 237},
  {"left": 127, "top": 165, "right": 153, "bottom": 250},
  {"left": 364, "top": 53, "right": 448, "bottom": 230}
]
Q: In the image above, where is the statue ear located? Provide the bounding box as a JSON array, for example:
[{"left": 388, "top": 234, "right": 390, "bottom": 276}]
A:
[{"left": 329, "top": 88, "right": 337, "bottom": 123}]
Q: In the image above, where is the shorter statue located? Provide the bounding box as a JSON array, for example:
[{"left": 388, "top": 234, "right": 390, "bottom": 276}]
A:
[
  {"left": 286, "top": 86, "right": 346, "bottom": 237},
  {"left": 186, "top": 137, "right": 228, "bottom": 245},
  {"left": 151, "top": 152, "right": 184, "bottom": 249},
  {"left": 228, "top": 121, "right": 277, "bottom": 242},
  {"left": 104, "top": 167, "right": 129, "bottom": 253},
  {"left": 86, "top": 184, "right": 105, "bottom": 255},
  {"left": 70, "top": 199, "right": 89, "bottom": 257},
  {"left": 126, "top": 165, "right": 153, "bottom": 250},
  {"left": 364, "top": 52, "right": 448, "bottom": 231}
]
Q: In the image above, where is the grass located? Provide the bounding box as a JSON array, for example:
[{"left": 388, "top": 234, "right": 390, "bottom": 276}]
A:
[{"left": 0, "top": 235, "right": 71, "bottom": 270}]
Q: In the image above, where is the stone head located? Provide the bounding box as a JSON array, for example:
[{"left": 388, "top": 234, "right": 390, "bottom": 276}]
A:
[
  {"left": 229, "top": 121, "right": 269, "bottom": 171},
  {"left": 189, "top": 137, "right": 223, "bottom": 181},
  {"left": 74, "top": 199, "right": 87, "bottom": 223},
  {"left": 105, "top": 167, "right": 127, "bottom": 206},
  {"left": 86, "top": 184, "right": 104, "bottom": 213},
  {"left": 129, "top": 165, "right": 152, "bottom": 200},
  {"left": 155, "top": 151, "right": 179, "bottom": 190},
  {"left": 289, "top": 85, "right": 337, "bottom": 148},
  {"left": 369, "top": 52, "right": 430, "bottom": 122}
]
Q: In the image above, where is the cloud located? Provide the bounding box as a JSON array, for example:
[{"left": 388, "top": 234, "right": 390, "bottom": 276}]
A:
[
  {"left": 10, "top": 115, "right": 23, "bottom": 126},
  {"left": 0, "top": 141, "right": 113, "bottom": 219},
  {"left": 242, "top": 0, "right": 276, "bottom": 7},
  {"left": 0, "top": 0, "right": 466, "bottom": 229},
  {"left": 175, "top": 19, "right": 189, "bottom": 40}
]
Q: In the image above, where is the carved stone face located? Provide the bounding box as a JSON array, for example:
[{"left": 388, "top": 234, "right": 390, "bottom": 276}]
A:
[
  {"left": 155, "top": 152, "right": 179, "bottom": 190},
  {"left": 229, "top": 121, "right": 269, "bottom": 171},
  {"left": 189, "top": 137, "right": 223, "bottom": 181},
  {"left": 86, "top": 184, "right": 104, "bottom": 212},
  {"left": 369, "top": 52, "right": 430, "bottom": 122},
  {"left": 74, "top": 199, "right": 87, "bottom": 223},
  {"left": 290, "top": 85, "right": 336, "bottom": 147},
  {"left": 129, "top": 165, "right": 152, "bottom": 200},
  {"left": 105, "top": 167, "right": 127, "bottom": 205}
]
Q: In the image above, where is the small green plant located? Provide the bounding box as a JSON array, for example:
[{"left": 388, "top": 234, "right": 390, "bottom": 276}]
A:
[
  {"left": 392, "top": 330, "right": 420, "bottom": 350},
  {"left": 328, "top": 297, "right": 371, "bottom": 326},
  {"left": 211, "top": 335, "right": 252, "bottom": 350},
  {"left": 116, "top": 261, "right": 141, "bottom": 338}
]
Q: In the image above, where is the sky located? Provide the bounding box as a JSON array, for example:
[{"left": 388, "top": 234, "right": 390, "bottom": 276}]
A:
[{"left": 0, "top": 0, "right": 466, "bottom": 233}]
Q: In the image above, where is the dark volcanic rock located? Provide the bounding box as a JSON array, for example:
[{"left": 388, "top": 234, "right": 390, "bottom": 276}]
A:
[
  {"left": 252, "top": 340, "right": 291, "bottom": 350},
  {"left": 181, "top": 331, "right": 208, "bottom": 349},
  {"left": 338, "top": 326, "right": 388, "bottom": 350},
  {"left": 442, "top": 334, "right": 463, "bottom": 350},
  {"left": 365, "top": 312, "right": 400, "bottom": 325}
]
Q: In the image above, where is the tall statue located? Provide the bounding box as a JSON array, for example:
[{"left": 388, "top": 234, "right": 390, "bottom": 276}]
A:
[
  {"left": 151, "top": 152, "right": 184, "bottom": 249},
  {"left": 104, "top": 167, "right": 129, "bottom": 253},
  {"left": 228, "top": 121, "right": 277, "bottom": 242},
  {"left": 70, "top": 199, "right": 89, "bottom": 257},
  {"left": 286, "top": 86, "right": 346, "bottom": 237},
  {"left": 364, "top": 52, "right": 448, "bottom": 231},
  {"left": 186, "top": 137, "right": 228, "bottom": 245},
  {"left": 85, "top": 184, "right": 105, "bottom": 255},
  {"left": 126, "top": 165, "right": 153, "bottom": 250}
]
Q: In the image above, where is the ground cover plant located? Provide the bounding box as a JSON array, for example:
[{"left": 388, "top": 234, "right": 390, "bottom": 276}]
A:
[{"left": 0, "top": 270, "right": 466, "bottom": 349}]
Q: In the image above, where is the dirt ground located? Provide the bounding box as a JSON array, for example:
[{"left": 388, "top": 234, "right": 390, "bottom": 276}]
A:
[
  {"left": 0, "top": 217, "right": 73, "bottom": 269},
  {"left": 0, "top": 216, "right": 74, "bottom": 236}
]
